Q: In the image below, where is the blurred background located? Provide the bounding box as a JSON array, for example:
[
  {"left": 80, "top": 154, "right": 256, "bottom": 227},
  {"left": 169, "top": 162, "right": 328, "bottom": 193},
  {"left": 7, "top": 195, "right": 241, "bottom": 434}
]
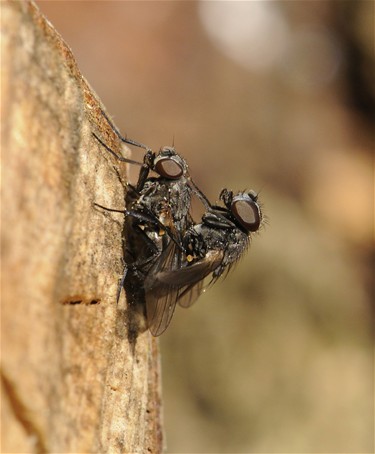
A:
[{"left": 37, "top": 1, "right": 373, "bottom": 452}]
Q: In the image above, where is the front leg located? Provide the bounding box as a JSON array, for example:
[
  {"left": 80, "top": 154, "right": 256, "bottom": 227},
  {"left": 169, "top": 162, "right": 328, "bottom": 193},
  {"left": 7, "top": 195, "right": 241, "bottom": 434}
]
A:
[{"left": 135, "top": 150, "right": 155, "bottom": 192}]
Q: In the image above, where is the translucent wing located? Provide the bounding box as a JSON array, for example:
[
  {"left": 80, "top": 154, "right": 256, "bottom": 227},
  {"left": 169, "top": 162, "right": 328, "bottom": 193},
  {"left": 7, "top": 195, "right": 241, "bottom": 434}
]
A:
[
  {"left": 177, "top": 280, "right": 204, "bottom": 309},
  {"left": 144, "top": 239, "right": 183, "bottom": 336},
  {"left": 144, "top": 246, "right": 223, "bottom": 335}
]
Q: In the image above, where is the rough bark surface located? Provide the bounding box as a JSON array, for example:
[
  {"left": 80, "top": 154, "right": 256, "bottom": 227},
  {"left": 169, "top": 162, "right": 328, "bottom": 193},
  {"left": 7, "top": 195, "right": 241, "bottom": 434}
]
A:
[{"left": 1, "top": 1, "right": 163, "bottom": 453}]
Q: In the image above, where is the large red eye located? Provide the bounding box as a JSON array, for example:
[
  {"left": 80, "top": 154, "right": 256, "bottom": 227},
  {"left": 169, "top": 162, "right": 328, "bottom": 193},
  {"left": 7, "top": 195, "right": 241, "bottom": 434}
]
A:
[
  {"left": 154, "top": 157, "right": 184, "bottom": 179},
  {"left": 231, "top": 196, "right": 261, "bottom": 232}
]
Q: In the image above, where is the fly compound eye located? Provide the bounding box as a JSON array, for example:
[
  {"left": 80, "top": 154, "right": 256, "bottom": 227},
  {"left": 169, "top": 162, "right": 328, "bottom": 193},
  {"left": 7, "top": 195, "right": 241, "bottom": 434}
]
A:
[
  {"left": 231, "top": 194, "right": 261, "bottom": 232},
  {"left": 154, "top": 156, "right": 184, "bottom": 179}
]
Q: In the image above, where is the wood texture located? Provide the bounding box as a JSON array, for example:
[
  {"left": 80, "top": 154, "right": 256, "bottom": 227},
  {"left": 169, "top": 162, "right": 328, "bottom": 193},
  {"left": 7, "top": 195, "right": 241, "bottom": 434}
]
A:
[{"left": 1, "top": 1, "right": 163, "bottom": 452}]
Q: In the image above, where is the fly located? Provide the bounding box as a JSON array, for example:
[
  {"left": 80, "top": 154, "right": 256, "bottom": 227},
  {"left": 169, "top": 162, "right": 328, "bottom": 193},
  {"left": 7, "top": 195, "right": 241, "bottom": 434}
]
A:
[
  {"left": 143, "top": 188, "right": 263, "bottom": 335},
  {"left": 93, "top": 110, "right": 209, "bottom": 335}
]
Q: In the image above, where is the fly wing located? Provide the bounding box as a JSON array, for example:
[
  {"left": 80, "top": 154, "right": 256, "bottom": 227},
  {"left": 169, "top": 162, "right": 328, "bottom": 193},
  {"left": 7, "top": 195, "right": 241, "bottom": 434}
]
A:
[
  {"left": 174, "top": 250, "right": 224, "bottom": 308},
  {"left": 144, "top": 236, "right": 184, "bottom": 336},
  {"left": 177, "top": 280, "right": 205, "bottom": 308},
  {"left": 144, "top": 242, "right": 224, "bottom": 335},
  {"left": 145, "top": 284, "right": 181, "bottom": 336}
]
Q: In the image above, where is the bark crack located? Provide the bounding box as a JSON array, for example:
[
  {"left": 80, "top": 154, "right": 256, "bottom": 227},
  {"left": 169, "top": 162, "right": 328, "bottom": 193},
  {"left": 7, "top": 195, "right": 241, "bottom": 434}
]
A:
[{"left": 1, "top": 371, "right": 48, "bottom": 453}]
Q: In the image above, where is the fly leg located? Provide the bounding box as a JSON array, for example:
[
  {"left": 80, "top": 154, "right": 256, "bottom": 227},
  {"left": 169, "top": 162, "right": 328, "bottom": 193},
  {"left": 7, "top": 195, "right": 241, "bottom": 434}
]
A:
[
  {"left": 92, "top": 132, "right": 156, "bottom": 193},
  {"left": 99, "top": 108, "right": 151, "bottom": 152},
  {"left": 92, "top": 132, "right": 143, "bottom": 166}
]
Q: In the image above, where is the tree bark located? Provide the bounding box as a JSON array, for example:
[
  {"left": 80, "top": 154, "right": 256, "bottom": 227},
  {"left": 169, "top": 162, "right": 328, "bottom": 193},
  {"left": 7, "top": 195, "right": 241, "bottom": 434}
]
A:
[{"left": 1, "top": 1, "right": 163, "bottom": 452}]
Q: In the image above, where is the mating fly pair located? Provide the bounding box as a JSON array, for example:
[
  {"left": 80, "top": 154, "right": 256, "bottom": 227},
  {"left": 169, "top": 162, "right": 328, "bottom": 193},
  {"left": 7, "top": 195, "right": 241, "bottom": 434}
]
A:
[{"left": 94, "top": 110, "right": 263, "bottom": 336}]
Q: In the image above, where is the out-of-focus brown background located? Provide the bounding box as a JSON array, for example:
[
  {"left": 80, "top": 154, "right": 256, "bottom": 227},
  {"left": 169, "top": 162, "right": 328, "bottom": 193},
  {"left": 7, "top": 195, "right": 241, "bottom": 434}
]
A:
[{"left": 37, "top": 1, "right": 373, "bottom": 452}]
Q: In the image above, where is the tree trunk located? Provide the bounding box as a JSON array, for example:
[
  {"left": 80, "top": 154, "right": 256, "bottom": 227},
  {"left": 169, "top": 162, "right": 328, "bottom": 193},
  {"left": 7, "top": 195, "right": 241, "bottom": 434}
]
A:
[{"left": 1, "top": 1, "right": 163, "bottom": 452}]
